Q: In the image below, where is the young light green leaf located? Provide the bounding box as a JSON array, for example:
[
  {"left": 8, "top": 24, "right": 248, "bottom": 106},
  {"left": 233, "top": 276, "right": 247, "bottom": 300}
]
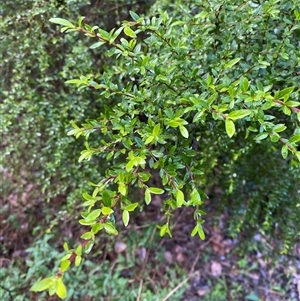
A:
[
  {"left": 63, "top": 242, "right": 69, "bottom": 252},
  {"left": 75, "top": 244, "right": 82, "bottom": 256},
  {"left": 122, "top": 210, "right": 130, "bottom": 227},
  {"left": 30, "top": 277, "right": 54, "bottom": 292},
  {"left": 124, "top": 26, "right": 136, "bottom": 38},
  {"left": 60, "top": 260, "right": 70, "bottom": 272},
  {"left": 85, "top": 209, "right": 101, "bottom": 222},
  {"left": 225, "top": 118, "right": 235, "bottom": 138},
  {"left": 103, "top": 223, "right": 118, "bottom": 235},
  {"left": 254, "top": 132, "right": 268, "bottom": 141},
  {"left": 81, "top": 231, "right": 93, "bottom": 240},
  {"left": 129, "top": 11, "right": 140, "bottom": 21},
  {"left": 56, "top": 278, "right": 67, "bottom": 299},
  {"left": 75, "top": 255, "right": 82, "bottom": 267},
  {"left": 224, "top": 58, "right": 241, "bottom": 69},
  {"left": 176, "top": 189, "right": 184, "bottom": 207},
  {"left": 125, "top": 202, "right": 139, "bottom": 211},
  {"left": 101, "top": 207, "right": 114, "bottom": 216},
  {"left": 49, "top": 18, "right": 75, "bottom": 28},
  {"left": 179, "top": 125, "right": 189, "bottom": 138},
  {"left": 281, "top": 145, "right": 288, "bottom": 159},
  {"left": 145, "top": 189, "right": 151, "bottom": 205},
  {"left": 148, "top": 187, "right": 164, "bottom": 194},
  {"left": 90, "top": 41, "right": 105, "bottom": 49},
  {"left": 153, "top": 123, "right": 161, "bottom": 136},
  {"left": 227, "top": 109, "right": 251, "bottom": 121}
]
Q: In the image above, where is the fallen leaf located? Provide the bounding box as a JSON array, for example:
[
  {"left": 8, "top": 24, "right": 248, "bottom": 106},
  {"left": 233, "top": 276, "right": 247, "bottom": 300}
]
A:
[
  {"left": 114, "top": 241, "right": 127, "bottom": 253},
  {"left": 211, "top": 261, "right": 222, "bottom": 277}
]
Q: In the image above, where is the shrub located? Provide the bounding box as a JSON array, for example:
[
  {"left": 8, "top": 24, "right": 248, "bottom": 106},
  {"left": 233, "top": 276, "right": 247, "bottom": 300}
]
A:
[{"left": 28, "top": 0, "right": 299, "bottom": 298}]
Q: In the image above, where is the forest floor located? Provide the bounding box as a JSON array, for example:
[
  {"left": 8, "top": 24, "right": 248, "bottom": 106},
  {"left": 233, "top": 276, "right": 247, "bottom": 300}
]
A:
[{"left": 1, "top": 175, "right": 300, "bottom": 301}]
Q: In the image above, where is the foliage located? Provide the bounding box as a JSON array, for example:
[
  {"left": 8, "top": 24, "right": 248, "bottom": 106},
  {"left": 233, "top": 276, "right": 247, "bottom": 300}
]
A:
[
  {"left": 1, "top": 0, "right": 151, "bottom": 203},
  {"left": 1, "top": 232, "right": 186, "bottom": 301},
  {"left": 9, "top": 0, "right": 299, "bottom": 299}
]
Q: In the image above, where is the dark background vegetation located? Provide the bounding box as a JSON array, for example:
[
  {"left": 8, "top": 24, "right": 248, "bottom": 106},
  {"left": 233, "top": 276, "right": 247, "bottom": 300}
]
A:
[{"left": 1, "top": 0, "right": 299, "bottom": 300}]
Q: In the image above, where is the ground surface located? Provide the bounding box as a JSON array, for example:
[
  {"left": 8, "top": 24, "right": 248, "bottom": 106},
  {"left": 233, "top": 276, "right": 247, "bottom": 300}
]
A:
[{"left": 1, "top": 175, "right": 300, "bottom": 301}]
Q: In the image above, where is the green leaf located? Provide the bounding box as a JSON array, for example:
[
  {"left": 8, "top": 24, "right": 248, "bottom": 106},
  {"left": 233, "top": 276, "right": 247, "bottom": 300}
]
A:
[
  {"left": 30, "top": 277, "right": 54, "bottom": 292},
  {"left": 273, "top": 124, "right": 286, "bottom": 133},
  {"left": 60, "top": 260, "right": 70, "bottom": 272},
  {"left": 285, "top": 101, "right": 300, "bottom": 107},
  {"left": 145, "top": 135, "right": 154, "bottom": 145},
  {"left": 153, "top": 123, "right": 161, "bottom": 136},
  {"left": 281, "top": 145, "right": 288, "bottom": 159},
  {"left": 75, "top": 244, "right": 82, "bottom": 256},
  {"left": 103, "top": 223, "right": 118, "bottom": 235},
  {"left": 289, "top": 134, "right": 300, "bottom": 144},
  {"left": 56, "top": 278, "right": 67, "bottom": 299},
  {"left": 124, "top": 26, "right": 136, "bottom": 38},
  {"left": 65, "top": 79, "right": 82, "bottom": 85},
  {"left": 75, "top": 255, "right": 82, "bottom": 267},
  {"left": 102, "top": 207, "right": 114, "bottom": 216},
  {"left": 254, "top": 132, "right": 268, "bottom": 141},
  {"left": 85, "top": 209, "right": 101, "bottom": 222},
  {"left": 197, "top": 225, "right": 205, "bottom": 240},
  {"left": 274, "top": 86, "right": 294, "bottom": 100},
  {"left": 49, "top": 18, "right": 75, "bottom": 28},
  {"left": 145, "top": 189, "right": 151, "bottom": 205},
  {"left": 176, "top": 189, "right": 184, "bottom": 207},
  {"left": 240, "top": 77, "right": 249, "bottom": 92},
  {"left": 118, "top": 182, "right": 127, "bottom": 196},
  {"left": 84, "top": 240, "right": 94, "bottom": 254},
  {"left": 225, "top": 118, "right": 235, "bottom": 138},
  {"left": 122, "top": 210, "right": 130, "bottom": 227},
  {"left": 129, "top": 11, "right": 140, "bottom": 21},
  {"left": 90, "top": 41, "right": 105, "bottom": 49},
  {"left": 227, "top": 109, "right": 251, "bottom": 121},
  {"left": 82, "top": 192, "right": 94, "bottom": 201},
  {"left": 224, "top": 58, "right": 241, "bottom": 69},
  {"left": 158, "top": 224, "right": 172, "bottom": 237},
  {"left": 148, "top": 187, "right": 164, "bottom": 194},
  {"left": 125, "top": 202, "right": 139, "bottom": 211},
  {"left": 179, "top": 125, "right": 189, "bottom": 138},
  {"left": 190, "top": 189, "right": 202, "bottom": 205},
  {"left": 81, "top": 231, "right": 93, "bottom": 240},
  {"left": 63, "top": 242, "right": 69, "bottom": 252}
]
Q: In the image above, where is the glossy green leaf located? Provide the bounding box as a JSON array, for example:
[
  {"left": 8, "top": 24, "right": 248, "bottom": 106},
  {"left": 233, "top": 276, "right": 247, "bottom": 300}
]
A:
[
  {"left": 124, "top": 26, "right": 136, "bottom": 38},
  {"left": 90, "top": 41, "right": 105, "bottom": 49},
  {"left": 122, "top": 210, "right": 130, "bottom": 226},
  {"left": 30, "top": 277, "right": 54, "bottom": 292},
  {"left": 60, "top": 260, "right": 70, "bottom": 272},
  {"left": 145, "top": 189, "right": 151, "bottom": 205},
  {"left": 102, "top": 207, "right": 114, "bottom": 216},
  {"left": 56, "top": 278, "right": 67, "bottom": 299},
  {"left": 75, "top": 244, "right": 82, "bottom": 256},
  {"left": 225, "top": 118, "right": 235, "bottom": 138},
  {"left": 85, "top": 209, "right": 101, "bottom": 222},
  {"left": 49, "top": 18, "right": 75, "bottom": 28},
  {"left": 254, "top": 132, "right": 269, "bottom": 141},
  {"left": 227, "top": 110, "right": 251, "bottom": 121},
  {"left": 75, "top": 255, "right": 82, "bottom": 267},
  {"left": 129, "top": 11, "right": 140, "bottom": 21},
  {"left": 176, "top": 189, "right": 184, "bottom": 207},
  {"left": 125, "top": 202, "right": 139, "bottom": 211},
  {"left": 224, "top": 58, "right": 241, "bottom": 69},
  {"left": 179, "top": 125, "right": 189, "bottom": 138},
  {"left": 148, "top": 187, "right": 164, "bottom": 194}
]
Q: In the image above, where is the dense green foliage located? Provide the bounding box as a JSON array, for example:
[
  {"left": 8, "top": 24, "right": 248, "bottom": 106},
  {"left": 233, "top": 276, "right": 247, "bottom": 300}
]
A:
[
  {"left": 1, "top": 0, "right": 299, "bottom": 299},
  {"left": 29, "top": 0, "right": 300, "bottom": 298},
  {"left": 1, "top": 0, "right": 151, "bottom": 201}
]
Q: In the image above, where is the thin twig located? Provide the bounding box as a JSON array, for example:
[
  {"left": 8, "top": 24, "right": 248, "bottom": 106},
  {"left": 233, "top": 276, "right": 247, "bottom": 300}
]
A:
[
  {"left": 136, "top": 279, "right": 143, "bottom": 301},
  {"left": 160, "top": 275, "right": 192, "bottom": 301}
]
